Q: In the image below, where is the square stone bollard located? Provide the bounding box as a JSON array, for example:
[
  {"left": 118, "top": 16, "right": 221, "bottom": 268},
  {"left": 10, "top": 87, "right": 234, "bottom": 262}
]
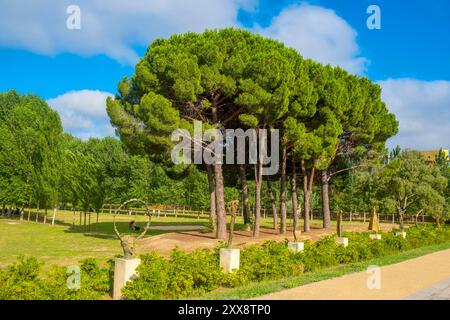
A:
[
  {"left": 369, "top": 234, "right": 382, "bottom": 240},
  {"left": 220, "top": 248, "right": 240, "bottom": 273},
  {"left": 288, "top": 241, "right": 305, "bottom": 253},
  {"left": 335, "top": 237, "right": 349, "bottom": 247},
  {"left": 113, "top": 258, "right": 141, "bottom": 300},
  {"left": 395, "top": 231, "right": 407, "bottom": 239}
]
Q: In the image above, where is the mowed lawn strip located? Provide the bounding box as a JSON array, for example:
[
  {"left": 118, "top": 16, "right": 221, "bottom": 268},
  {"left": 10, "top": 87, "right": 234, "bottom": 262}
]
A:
[{"left": 198, "top": 242, "right": 450, "bottom": 300}]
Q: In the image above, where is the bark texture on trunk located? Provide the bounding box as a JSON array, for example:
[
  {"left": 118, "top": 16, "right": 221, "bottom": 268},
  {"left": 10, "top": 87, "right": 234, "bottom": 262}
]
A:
[
  {"left": 279, "top": 145, "right": 287, "bottom": 234},
  {"left": 239, "top": 165, "right": 251, "bottom": 225},
  {"left": 291, "top": 160, "right": 299, "bottom": 240},
  {"left": 301, "top": 160, "right": 314, "bottom": 232},
  {"left": 214, "top": 163, "right": 227, "bottom": 239},
  {"left": 321, "top": 169, "right": 331, "bottom": 229},
  {"left": 253, "top": 160, "right": 263, "bottom": 237},
  {"left": 206, "top": 165, "right": 217, "bottom": 233},
  {"left": 253, "top": 127, "right": 266, "bottom": 238},
  {"left": 266, "top": 178, "right": 278, "bottom": 230}
]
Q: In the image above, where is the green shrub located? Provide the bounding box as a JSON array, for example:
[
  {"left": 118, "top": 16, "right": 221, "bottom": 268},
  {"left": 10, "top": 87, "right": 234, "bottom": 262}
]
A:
[
  {"left": 2, "top": 225, "right": 449, "bottom": 300},
  {"left": 237, "top": 241, "right": 304, "bottom": 283},
  {"left": 301, "top": 237, "right": 339, "bottom": 271},
  {"left": 0, "top": 256, "right": 110, "bottom": 300},
  {"left": 121, "top": 252, "right": 170, "bottom": 300}
]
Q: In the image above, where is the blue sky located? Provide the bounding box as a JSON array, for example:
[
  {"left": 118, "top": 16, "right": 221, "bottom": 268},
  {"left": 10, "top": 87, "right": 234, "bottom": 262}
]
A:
[{"left": 0, "top": 0, "right": 449, "bottom": 149}]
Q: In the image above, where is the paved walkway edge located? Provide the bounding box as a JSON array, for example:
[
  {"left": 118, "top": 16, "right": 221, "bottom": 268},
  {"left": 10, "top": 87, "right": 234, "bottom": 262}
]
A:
[{"left": 256, "top": 249, "right": 450, "bottom": 300}]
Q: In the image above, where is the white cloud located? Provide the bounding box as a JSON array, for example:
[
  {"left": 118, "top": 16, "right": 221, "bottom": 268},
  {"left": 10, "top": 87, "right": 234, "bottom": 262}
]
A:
[
  {"left": 379, "top": 79, "right": 450, "bottom": 150},
  {"left": 0, "top": 1, "right": 366, "bottom": 72},
  {"left": 255, "top": 4, "right": 368, "bottom": 74},
  {"left": 0, "top": 0, "right": 250, "bottom": 64},
  {"left": 46, "top": 90, "right": 114, "bottom": 139}
]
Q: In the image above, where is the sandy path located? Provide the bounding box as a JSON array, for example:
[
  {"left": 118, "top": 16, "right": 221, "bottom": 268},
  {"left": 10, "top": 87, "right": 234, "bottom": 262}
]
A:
[
  {"left": 138, "top": 223, "right": 394, "bottom": 256},
  {"left": 149, "top": 225, "right": 206, "bottom": 231},
  {"left": 256, "top": 249, "right": 450, "bottom": 300}
]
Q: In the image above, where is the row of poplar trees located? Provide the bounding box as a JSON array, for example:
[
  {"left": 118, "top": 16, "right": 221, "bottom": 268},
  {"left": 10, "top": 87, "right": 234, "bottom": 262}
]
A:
[{"left": 107, "top": 28, "right": 399, "bottom": 239}]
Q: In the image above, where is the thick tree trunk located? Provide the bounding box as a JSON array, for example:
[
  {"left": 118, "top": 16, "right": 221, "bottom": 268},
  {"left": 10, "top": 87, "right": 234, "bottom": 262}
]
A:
[
  {"left": 301, "top": 160, "right": 314, "bottom": 232},
  {"left": 321, "top": 169, "right": 331, "bottom": 228},
  {"left": 206, "top": 165, "right": 217, "bottom": 233},
  {"left": 291, "top": 160, "right": 299, "bottom": 240},
  {"left": 398, "top": 208, "right": 405, "bottom": 230},
  {"left": 253, "top": 126, "right": 266, "bottom": 238},
  {"left": 253, "top": 159, "right": 263, "bottom": 237},
  {"left": 266, "top": 178, "right": 278, "bottom": 230},
  {"left": 214, "top": 163, "right": 227, "bottom": 239},
  {"left": 436, "top": 216, "right": 441, "bottom": 228},
  {"left": 239, "top": 165, "right": 251, "bottom": 226},
  {"left": 279, "top": 145, "right": 287, "bottom": 234}
]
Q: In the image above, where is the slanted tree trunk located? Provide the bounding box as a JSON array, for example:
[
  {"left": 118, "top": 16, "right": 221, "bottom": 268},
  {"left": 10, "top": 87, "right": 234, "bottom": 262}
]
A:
[
  {"left": 279, "top": 144, "right": 287, "bottom": 234},
  {"left": 206, "top": 165, "right": 217, "bottom": 233},
  {"left": 291, "top": 160, "right": 299, "bottom": 239},
  {"left": 214, "top": 163, "right": 227, "bottom": 239},
  {"left": 266, "top": 177, "right": 278, "bottom": 230},
  {"left": 239, "top": 165, "right": 251, "bottom": 227},
  {"left": 321, "top": 169, "right": 331, "bottom": 228}
]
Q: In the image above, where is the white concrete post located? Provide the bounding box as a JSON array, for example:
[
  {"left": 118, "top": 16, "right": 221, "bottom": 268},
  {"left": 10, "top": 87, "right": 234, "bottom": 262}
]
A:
[
  {"left": 336, "top": 237, "right": 349, "bottom": 247},
  {"left": 288, "top": 242, "right": 305, "bottom": 253},
  {"left": 395, "top": 231, "right": 407, "bottom": 239},
  {"left": 220, "top": 248, "right": 240, "bottom": 273},
  {"left": 113, "top": 258, "right": 141, "bottom": 300}
]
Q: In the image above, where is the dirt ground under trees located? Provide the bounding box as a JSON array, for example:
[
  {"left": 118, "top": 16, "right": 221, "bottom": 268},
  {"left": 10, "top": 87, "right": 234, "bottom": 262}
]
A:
[{"left": 138, "top": 223, "right": 395, "bottom": 256}]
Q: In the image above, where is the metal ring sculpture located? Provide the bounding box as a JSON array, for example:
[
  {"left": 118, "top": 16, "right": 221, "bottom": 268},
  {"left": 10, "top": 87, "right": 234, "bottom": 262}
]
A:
[{"left": 113, "top": 198, "right": 152, "bottom": 259}]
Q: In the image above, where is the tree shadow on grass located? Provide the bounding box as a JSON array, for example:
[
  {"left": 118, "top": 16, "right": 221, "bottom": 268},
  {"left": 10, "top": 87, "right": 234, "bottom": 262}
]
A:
[{"left": 62, "top": 221, "right": 170, "bottom": 240}]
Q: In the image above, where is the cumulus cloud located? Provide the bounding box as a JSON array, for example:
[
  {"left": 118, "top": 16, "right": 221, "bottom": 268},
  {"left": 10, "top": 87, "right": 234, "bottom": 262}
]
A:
[
  {"left": 379, "top": 79, "right": 450, "bottom": 150},
  {"left": 0, "top": 0, "right": 249, "bottom": 64},
  {"left": 0, "top": 1, "right": 367, "bottom": 72},
  {"left": 255, "top": 4, "right": 368, "bottom": 74},
  {"left": 46, "top": 90, "right": 114, "bottom": 139}
]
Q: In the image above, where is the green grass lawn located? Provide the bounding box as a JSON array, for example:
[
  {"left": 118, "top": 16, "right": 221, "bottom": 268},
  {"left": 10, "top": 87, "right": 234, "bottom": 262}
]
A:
[
  {"left": 199, "top": 242, "right": 450, "bottom": 300},
  {"left": 0, "top": 209, "right": 398, "bottom": 270},
  {"left": 0, "top": 211, "right": 211, "bottom": 268},
  {"left": 0, "top": 212, "right": 281, "bottom": 268}
]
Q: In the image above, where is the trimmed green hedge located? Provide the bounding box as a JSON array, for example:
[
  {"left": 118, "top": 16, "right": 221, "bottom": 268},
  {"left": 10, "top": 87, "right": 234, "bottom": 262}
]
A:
[
  {"left": 1, "top": 225, "right": 449, "bottom": 300},
  {"left": 0, "top": 257, "right": 110, "bottom": 300}
]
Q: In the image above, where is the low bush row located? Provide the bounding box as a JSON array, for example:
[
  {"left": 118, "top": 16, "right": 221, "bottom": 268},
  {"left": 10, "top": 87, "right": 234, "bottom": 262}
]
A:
[{"left": 1, "top": 224, "right": 449, "bottom": 300}]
